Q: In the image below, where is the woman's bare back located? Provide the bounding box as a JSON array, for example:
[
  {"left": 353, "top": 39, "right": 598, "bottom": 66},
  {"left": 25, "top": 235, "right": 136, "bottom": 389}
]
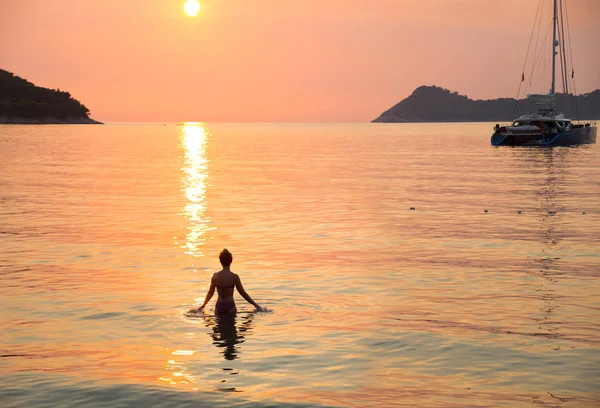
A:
[{"left": 213, "top": 270, "right": 238, "bottom": 302}]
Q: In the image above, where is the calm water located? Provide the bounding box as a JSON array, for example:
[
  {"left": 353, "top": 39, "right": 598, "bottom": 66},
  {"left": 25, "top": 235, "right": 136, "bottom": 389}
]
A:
[{"left": 1, "top": 123, "right": 599, "bottom": 407}]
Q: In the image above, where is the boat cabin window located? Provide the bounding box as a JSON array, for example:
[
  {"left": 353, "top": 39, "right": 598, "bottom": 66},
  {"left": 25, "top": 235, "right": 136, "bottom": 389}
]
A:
[{"left": 512, "top": 121, "right": 538, "bottom": 127}]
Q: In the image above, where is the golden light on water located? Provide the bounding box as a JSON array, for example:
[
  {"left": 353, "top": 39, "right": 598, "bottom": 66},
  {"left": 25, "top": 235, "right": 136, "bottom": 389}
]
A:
[
  {"left": 3, "top": 124, "right": 600, "bottom": 405},
  {"left": 184, "top": 0, "right": 201, "bottom": 17},
  {"left": 180, "top": 122, "right": 214, "bottom": 257}
]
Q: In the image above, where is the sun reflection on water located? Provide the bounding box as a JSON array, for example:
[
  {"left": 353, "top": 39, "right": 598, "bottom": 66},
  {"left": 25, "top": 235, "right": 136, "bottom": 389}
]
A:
[
  {"left": 179, "top": 122, "right": 214, "bottom": 257},
  {"left": 159, "top": 350, "right": 197, "bottom": 387}
]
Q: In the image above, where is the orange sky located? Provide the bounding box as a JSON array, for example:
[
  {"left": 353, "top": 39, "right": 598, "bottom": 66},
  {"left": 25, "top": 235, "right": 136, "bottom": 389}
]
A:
[{"left": 1, "top": 0, "right": 599, "bottom": 122}]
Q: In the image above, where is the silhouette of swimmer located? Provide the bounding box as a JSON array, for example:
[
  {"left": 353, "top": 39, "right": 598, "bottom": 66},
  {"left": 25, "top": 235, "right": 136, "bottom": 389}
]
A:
[{"left": 191, "top": 249, "right": 263, "bottom": 315}]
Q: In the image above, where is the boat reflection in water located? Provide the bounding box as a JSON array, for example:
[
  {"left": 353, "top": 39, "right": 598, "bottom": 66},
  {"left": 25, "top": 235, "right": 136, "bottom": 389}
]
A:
[{"left": 532, "top": 148, "right": 565, "bottom": 341}]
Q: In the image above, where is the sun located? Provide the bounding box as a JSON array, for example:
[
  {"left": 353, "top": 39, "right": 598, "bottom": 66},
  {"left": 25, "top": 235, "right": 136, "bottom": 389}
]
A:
[{"left": 184, "top": 0, "right": 200, "bottom": 17}]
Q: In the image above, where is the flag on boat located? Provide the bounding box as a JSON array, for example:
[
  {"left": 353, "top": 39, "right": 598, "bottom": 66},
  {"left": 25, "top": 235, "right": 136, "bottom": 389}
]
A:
[
  {"left": 521, "top": 72, "right": 525, "bottom": 82},
  {"left": 571, "top": 69, "right": 574, "bottom": 78}
]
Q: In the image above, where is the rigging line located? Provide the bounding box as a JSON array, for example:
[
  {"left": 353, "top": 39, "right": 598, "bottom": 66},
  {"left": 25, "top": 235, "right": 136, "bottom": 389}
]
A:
[
  {"left": 524, "top": 0, "right": 544, "bottom": 97},
  {"left": 526, "top": 3, "right": 550, "bottom": 96},
  {"left": 559, "top": 0, "right": 569, "bottom": 94},
  {"left": 518, "top": 0, "right": 544, "bottom": 98},
  {"left": 556, "top": 12, "right": 563, "bottom": 93},
  {"left": 529, "top": 0, "right": 545, "bottom": 89},
  {"left": 527, "top": 18, "right": 553, "bottom": 96},
  {"left": 572, "top": 80, "right": 579, "bottom": 121},
  {"left": 564, "top": 0, "right": 580, "bottom": 120},
  {"left": 557, "top": 1, "right": 566, "bottom": 94},
  {"left": 564, "top": 0, "right": 575, "bottom": 87},
  {"left": 513, "top": 0, "right": 544, "bottom": 117},
  {"left": 541, "top": 41, "right": 547, "bottom": 93}
]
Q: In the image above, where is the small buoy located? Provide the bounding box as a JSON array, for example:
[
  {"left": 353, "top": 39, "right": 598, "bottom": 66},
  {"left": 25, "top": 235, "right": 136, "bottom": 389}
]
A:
[
  {"left": 484, "top": 209, "right": 488, "bottom": 213},
  {"left": 518, "top": 210, "right": 522, "bottom": 214},
  {"left": 583, "top": 212, "right": 586, "bottom": 215},
  {"left": 410, "top": 207, "right": 415, "bottom": 210}
]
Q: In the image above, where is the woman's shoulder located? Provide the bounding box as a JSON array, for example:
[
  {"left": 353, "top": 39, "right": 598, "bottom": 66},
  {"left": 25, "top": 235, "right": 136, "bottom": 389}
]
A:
[{"left": 213, "top": 270, "right": 238, "bottom": 281}]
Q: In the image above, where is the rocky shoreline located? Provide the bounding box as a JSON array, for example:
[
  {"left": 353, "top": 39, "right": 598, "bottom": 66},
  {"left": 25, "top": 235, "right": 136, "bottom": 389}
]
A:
[{"left": 0, "top": 116, "right": 102, "bottom": 124}]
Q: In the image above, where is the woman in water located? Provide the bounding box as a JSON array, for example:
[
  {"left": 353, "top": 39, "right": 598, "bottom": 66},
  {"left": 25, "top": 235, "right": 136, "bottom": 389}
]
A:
[{"left": 193, "top": 249, "right": 262, "bottom": 314}]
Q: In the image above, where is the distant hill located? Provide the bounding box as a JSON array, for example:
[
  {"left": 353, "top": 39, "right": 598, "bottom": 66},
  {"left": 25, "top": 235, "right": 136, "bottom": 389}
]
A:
[
  {"left": 0, "top": 69, "right": 101, "bottom": 124},
  {"left": 372, "top": 85, "right": 600, "bottom": 123}
]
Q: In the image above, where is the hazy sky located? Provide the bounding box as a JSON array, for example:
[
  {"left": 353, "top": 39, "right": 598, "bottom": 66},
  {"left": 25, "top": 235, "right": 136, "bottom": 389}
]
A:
[{"left": 1, "top": 0, "right": 599, "bottom": 122}]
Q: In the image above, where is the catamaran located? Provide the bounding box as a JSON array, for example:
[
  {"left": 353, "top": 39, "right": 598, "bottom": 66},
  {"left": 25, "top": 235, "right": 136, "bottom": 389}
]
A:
[{"left": 491, "top": 0, "right": 597, "bottom": 147}]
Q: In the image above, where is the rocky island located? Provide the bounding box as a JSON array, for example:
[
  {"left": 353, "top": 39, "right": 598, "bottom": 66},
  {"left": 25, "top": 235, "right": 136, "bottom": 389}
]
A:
[
  {"left": 373, "top": 85, "right": 600, "bottom": 123},
  {"left": 0, "top": 69, "right": 101, "bottom": 124}
]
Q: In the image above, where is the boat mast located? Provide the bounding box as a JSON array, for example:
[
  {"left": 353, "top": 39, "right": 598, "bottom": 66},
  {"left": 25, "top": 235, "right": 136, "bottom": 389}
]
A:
[{"left": 551, "top": 0, "right": 557, "bottom": 95}]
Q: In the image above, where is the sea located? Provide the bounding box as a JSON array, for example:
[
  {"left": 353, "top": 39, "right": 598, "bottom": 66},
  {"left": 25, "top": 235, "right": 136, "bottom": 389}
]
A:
[{"left": 1, "top": 123, "right": 599, "bottom": 407}]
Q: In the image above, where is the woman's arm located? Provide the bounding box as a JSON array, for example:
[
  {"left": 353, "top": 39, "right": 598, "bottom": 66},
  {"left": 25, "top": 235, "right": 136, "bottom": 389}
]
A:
[
  {"left": 197, "top": 276, "right": 216, "bottom": 311},
  {"left": 235, "top": 275, "right": 262, "bottom": 311}
]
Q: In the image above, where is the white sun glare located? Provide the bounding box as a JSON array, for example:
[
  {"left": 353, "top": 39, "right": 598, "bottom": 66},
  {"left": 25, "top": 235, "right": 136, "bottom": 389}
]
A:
[{"left": 184, "top": 0, "right": 201, "bottom": 17}]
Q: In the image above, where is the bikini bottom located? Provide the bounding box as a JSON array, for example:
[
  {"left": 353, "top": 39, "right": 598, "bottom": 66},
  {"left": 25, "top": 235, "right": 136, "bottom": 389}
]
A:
[{"left": 215, "top": 301, "right": 236, "bottom": 314}]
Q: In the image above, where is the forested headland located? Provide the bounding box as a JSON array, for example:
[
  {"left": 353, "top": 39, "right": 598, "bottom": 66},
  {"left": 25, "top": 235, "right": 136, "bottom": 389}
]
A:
[
  {"left": 373, "top": 86, "right": 600, "bottom": 123},
  {"left": 0, "top": 69, "right": 101, "bottom": 124}
]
